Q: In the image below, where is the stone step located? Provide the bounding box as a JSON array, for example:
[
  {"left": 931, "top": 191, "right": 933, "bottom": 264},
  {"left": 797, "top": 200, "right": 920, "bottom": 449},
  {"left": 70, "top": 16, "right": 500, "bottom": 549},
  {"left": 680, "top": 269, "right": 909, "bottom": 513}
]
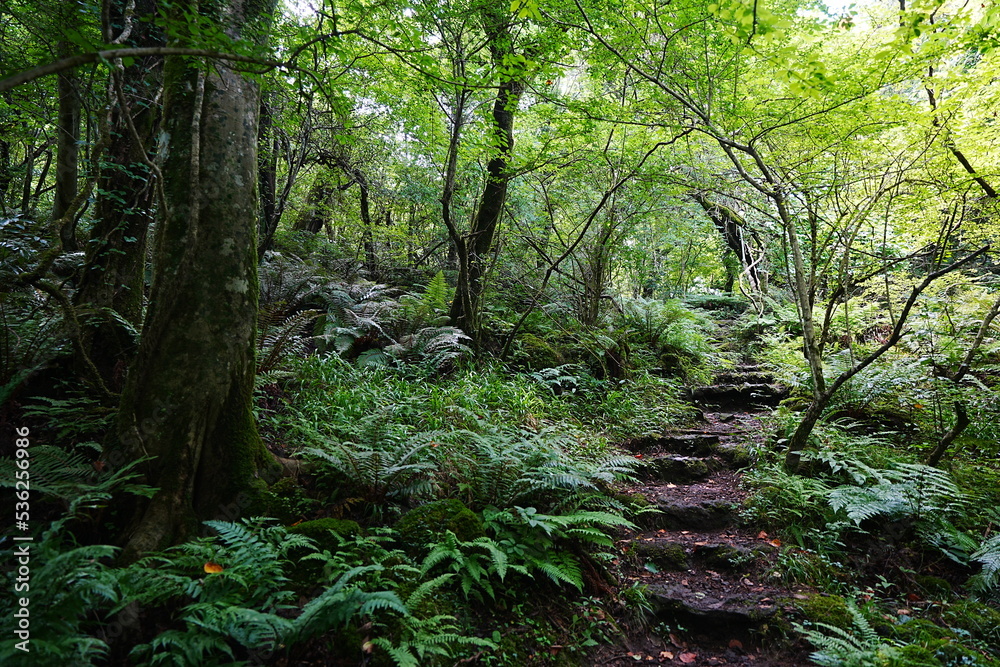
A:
[
  {"left": 646, "top": 581, "right": 780, "bottom": 631},
  {"left": 688, "top": 383, "right": 788, "bottom": 408},
  {"left": 624, "top": 433, "right": 722, "bottom": 456},
  {"left": 713, "top": 371, "right": 775, "bottom": 385},
  {"left": 639, "top": 497, "right": 739, "bottom": 531},
  {"left": 641, "top": 454, "right": 720, "bottom": 483},
  {"left": 629, "top": 537, "right": 772, "bottom": 573}
]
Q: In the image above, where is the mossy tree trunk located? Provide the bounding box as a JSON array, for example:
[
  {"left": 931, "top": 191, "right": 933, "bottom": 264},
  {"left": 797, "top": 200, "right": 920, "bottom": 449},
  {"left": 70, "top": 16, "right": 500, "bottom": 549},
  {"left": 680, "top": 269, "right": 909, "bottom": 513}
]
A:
[
  {"left": 74, "top": 0, "right": 162, "bottom": 391},
  {"left": 117, "top": 0, "right": 278, "bottom": 560},
  {"left": 53, "top": 38, "right": 81, "bottom": 250}
]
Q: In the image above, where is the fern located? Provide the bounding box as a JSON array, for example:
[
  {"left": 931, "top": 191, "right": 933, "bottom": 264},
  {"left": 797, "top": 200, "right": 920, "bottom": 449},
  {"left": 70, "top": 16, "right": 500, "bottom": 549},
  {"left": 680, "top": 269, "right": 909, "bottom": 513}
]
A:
[
  {"left": 304, "top": 436, "right": 435, "bottom": 508},
  {"left": 385, "top": 325, "right": 472, "bottom": 372},
  {"left": 969, "top": 534, "right": 1000, "bottom": 594},
  {"left": 432, "top": 425, "right": 639, "bottom": 510},
  {"left": 256, "top": 307, "right": 320, "bottom": 382},
  {"left": 398, "top": 270, "right": 453, "bottom": 332},
  {"left": 795, "top": 601, "right": 898, "bottom": 667},
  {"left": 291, "top": 564, "right": 408, "bottom": 643},
  {"left": 827, "top": 461, "right": 968, "bottom": 526},
  {"left": 120, "top": 518, "right": 314, "bottom": 665},
  {"left": 0, "top": 529, "right": 119, "bottom": 665},
  {"left": 420, "top": 533, "right": 511, "bottom": 602}
]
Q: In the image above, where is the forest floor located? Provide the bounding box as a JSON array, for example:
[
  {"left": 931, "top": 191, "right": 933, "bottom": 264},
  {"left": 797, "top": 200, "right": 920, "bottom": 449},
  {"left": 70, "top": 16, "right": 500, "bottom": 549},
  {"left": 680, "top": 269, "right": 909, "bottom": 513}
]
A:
[{"left": 594, "top": 356, "right": 816, "bottom": 666}]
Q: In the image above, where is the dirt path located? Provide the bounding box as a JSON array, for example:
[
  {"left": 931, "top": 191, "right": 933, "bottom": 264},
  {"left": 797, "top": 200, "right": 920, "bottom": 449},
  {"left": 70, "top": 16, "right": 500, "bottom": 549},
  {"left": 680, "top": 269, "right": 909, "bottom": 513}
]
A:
[{"left": 598, "top": 360, "right": 815, "bottom": 666}]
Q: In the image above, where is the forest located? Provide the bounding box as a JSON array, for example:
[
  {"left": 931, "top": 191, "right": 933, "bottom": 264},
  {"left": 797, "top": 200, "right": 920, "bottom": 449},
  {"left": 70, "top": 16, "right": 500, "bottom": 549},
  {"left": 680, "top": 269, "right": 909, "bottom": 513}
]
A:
[{"left": 1, "top": 0, "right": 999, "bottom": 664}]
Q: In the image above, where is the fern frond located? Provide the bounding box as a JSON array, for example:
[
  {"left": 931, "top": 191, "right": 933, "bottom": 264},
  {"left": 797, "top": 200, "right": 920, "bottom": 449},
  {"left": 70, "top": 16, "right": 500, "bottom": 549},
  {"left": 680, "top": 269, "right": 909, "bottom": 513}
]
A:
[{"left": 970, "top": 534, "right": 1000, "bottom": 593}]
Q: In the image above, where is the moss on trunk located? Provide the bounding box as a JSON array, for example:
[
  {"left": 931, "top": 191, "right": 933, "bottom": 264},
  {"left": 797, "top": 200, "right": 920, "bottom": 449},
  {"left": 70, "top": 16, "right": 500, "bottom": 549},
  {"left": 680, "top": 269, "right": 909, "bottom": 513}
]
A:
[{"left": 116, "top": 0, "right": 278, "bottom": 561}]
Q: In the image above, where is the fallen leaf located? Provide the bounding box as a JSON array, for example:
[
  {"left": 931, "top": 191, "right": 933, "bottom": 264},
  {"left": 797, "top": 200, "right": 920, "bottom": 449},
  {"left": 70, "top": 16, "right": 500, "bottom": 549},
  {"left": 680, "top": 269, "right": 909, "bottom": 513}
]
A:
[
  {"left": 906, "top": 593, "right": 921, "bottom": 602},
  {"left": 660, "top": 651, "right": 675, "bottom": 659},
  {"left": 680, "top": 652, "right": 698, "bottom": 663},
  {"left": 203, "top": 562, "right": 224, "bottom": 574},
  {"left": 768, "top": 539, "right": 782, "bottom": 547},
  {"left": 757, "top": 531, "right": 768, "bottom": 539},
  {"left": 897, "top": 609, "right": 911, "bottom": 615},
  {"left": 669, "top": 633, "right": 684, "bottom": 648}
]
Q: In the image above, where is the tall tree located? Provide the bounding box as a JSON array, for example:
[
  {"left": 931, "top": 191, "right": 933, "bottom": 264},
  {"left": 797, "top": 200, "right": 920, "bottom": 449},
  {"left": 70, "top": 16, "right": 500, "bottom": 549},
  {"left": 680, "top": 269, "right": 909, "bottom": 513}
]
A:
[{"left": 116, "top": 0, "right": 280, "bottom": 560}]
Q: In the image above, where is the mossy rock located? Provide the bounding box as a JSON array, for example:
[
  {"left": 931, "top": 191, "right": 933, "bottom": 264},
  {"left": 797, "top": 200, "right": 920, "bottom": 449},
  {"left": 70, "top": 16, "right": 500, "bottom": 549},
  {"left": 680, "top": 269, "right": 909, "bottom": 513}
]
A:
[
  {"left": 890, "top": 617, "right": 950, "bottom": 643},
  {"left": 287, "top": 518, "right": 361, "bottom": 551},
  {"left": 645, "top": 455, "right": 710, "bottom": 483},
  {"left": 942, "top": 599, "right": 1000, "bottom": 644},
  {"left": 613, "top": 492, "right": 651, "bottom": 510},
  {"left": 696, "top": 544, "right": 754, "bottom": 570},
  {"left": 395, "top": 499, "right": 484, "bottom": 552},
  {"left": 716, "top": 443, "right": 754, "bottom": 469},
  {"left": 913, "top": 574, "right": 952, "bottom": 600},
  {"left": 930, "top": 640, "right": 1000, "bottom": 666},
  {"left": 796, "top": 594, "right": 853, "bottom": 631},
  {"left": 517, "top": 333, "right": 564, "bottom": 370},
  {"left": 631, "top": 540, "right": 688, "bottom": 571},
  {"left": 887, "top": 643, "right": 940, "bottom": 667}
]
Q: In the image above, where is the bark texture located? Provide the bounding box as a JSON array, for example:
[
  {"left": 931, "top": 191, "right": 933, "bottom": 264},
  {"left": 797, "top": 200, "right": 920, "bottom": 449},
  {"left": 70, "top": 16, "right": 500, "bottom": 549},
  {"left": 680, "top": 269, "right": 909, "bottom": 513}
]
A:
[
  {"left": 74, "top": 0, "right": 162, "bottom": 390},
  {"left": 117, "top": 0, "right": 277, "bottom": 560}
]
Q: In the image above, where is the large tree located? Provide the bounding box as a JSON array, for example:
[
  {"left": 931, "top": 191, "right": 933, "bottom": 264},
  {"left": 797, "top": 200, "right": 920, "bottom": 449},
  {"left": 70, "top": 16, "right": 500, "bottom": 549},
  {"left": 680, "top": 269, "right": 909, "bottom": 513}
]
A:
[{"left": 116, "top": 0, "right": 280, "bottom": 560}]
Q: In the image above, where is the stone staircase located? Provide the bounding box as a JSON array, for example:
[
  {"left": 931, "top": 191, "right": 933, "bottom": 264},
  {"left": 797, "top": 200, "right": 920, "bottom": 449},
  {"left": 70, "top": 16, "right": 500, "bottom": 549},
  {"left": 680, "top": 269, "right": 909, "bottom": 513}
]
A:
[{"left": 610, "top": 363, "right": 809, "bottom": 665}]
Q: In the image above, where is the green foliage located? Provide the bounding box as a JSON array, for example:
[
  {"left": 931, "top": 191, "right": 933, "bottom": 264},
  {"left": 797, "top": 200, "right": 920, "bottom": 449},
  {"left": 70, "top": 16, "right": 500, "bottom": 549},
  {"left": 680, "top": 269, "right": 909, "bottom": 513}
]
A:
[
  {"left": 286, "top": 517, "right": 361, "bottom": 543},
  {"left": 304, "top": 434, "right": 435, "bottom": 512},
  {"left": 617, "top": 296, "right": 715, "bottom": 381},
  {"left": 795, "top": 600, "right": 891, "bottom": 667},
  {"left": 825, "top": 461, "right": 967, "bottom": 527},
  {"left": 0, "top": 444, "right": 153, "bottom": 508},
  {"left": 119, "top": 518, "right": 311, "bottom": 664},
  {"left": 384, "top": 325, "right": 472, "bottom": 373},
  {"left": 255, "top": 307, "right": 320, "bottom": 384},
  {"left": 481, "top": 505, "right": 633, "bottom": 590},
  {"left": 399, "top": 270, "right": 452, "bottom": 329},
  {"left": 420, "top": 505, "right": 633, "bottom": 600},
  {"left": 969, "top": 535, "right": 1000, "bottom": 595},
  {"left": 22, "top": 387, "right": 116, "bottom": 444},
  {"left": 0, "top": 446, "right": 152, "bottom": 665},
  {"left": 430, "top": 425, "right": 640, "bottom": 510},
  {"left": 0, "top": 527, "right": 119, "bottom": 665}
]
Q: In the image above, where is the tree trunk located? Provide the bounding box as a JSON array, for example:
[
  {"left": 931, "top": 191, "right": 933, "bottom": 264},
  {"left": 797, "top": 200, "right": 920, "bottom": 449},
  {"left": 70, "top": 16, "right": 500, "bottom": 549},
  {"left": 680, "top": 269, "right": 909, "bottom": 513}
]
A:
[
  {"left": 293, "top": 171, "right": 333, "bottom": 234},
  {"left": 0, "top": 138, "right": 11, "bottom": 210},
  {"left": 257, "top": 93, "right": 279, "bottom": 258},
  {"left": 74, "top": 0, "right": 162, "bottom": 391},
  {"left": 53, "top": 38, "right": 81, "bottom": 250},
  {"left": 690, "top": 192, "right": 762, "bottom": 291},
  {"left": 449, "top": 17, "right": 527, "bottom": 342},
  {"left": 116, "top": 0, "right": 278, "bottom": 560}
]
